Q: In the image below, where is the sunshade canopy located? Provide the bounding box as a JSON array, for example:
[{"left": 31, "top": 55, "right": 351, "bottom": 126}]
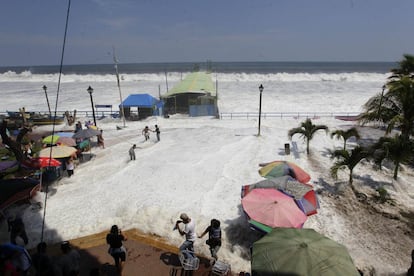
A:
[
  {"left": 72, "top": 128, "right": 101, "bottom": 139},
  {"left": 38, "top": 146, "right": 77, "bottom": 158},
  {"left": 241, "top": 188, "right": 307, "bottom": 228},
  {"left": 252, "top": 228, "right": 360, "bottom": 276},
  {"left": 161, "top": 71, "right": 216, "bottom": 98},
  {"left": 259, "top": 161, "right": 311, "bottom": 184},
  {"left": 242, "top": 176, "right": 313, "bottom": 199},
  {"left": 120, "top": 93, "right": 160, "bottom": 108}
]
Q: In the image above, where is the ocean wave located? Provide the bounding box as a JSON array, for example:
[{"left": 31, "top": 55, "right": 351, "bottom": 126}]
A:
[{"left": 0, "top": 70, "right": 390, "bottom": 83}]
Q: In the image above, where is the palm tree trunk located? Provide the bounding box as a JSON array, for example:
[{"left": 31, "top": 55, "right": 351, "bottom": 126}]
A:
[
  {"left": 306, "top": 139, "right": 310, "bottom": 155},
  {"left": 349, "top": 169, "right": 357, "bottom": 194},
  {"left": 393, "top": 162, "right": 400, "bottom": 180}
]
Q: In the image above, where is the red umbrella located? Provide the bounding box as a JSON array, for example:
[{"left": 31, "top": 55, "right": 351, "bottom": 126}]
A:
[
  {"left": 258, "top": 161, "right": 311, "bottom": 184},
  {"left": 295, "top": 190, "right": 319, "bottom": 216},
  {"left": 241, "top": 188, "right": 307, "bottom": 228},
  {"left": 29, "top": 157, "right": 61, "bottom": 168}
]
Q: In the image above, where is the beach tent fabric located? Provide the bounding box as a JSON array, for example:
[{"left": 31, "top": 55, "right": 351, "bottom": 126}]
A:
[
  {"left": 161, "top": 71, "right": 216, "bottom": 98},
  {"left": 121, "top": 94, "right": 159, "bottom": 108}
]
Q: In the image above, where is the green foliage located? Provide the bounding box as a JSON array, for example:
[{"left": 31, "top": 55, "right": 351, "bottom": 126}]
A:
[
  {"left": 330, "top": 146, "right": 369, "bottom": 194},
  {"left": 375, "top": 187, "right": 393, "bottom": 204},
  {"left": 331, "top": 127, "right": 361, "bottom": 150},
  {"left": 371, "top": 134, "right": 414, "bottom": 180},
  {"left": 288, "top": 118, "right": 328, "bottom": 154}
]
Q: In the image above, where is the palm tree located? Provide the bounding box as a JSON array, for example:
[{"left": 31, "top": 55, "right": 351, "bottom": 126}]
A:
[
  {"left": 359, "top": 55, "right": 414, "bottom": 139},
  {"left": 331, "top": 127, "right": 360, "bottom": 150},
  {"left": 390, "top": 54, "right": 414, "bottom": 77},
  {"left": 330, "top": 146, "right": 369, "bottom": 194},
  {"left": 288, "top": 118, "right": 328, "bottom": 155},
  {"left": 371, "top": 134, "right": 414, "bottom": 180}
]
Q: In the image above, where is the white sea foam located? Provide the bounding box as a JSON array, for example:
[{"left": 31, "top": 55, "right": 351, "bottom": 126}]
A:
[{"left": 1, "top": 70, "right": 411, "bottom": 274}]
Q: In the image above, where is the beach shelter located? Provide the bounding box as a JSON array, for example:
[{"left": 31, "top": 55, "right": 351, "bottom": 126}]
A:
[
  {"left": 241, "top": 176, "right": 313, "bottom": 200},
  {"left": 43, "top": 135, "right": 76, "bottom": 146},
  {"left": 38, "top": 146, "right": 77, "bottom": 159},
  {"left": 21, "top": 157, "right": 61, "bottom": 169},
  {"left": 252, "top": 228, "right": 360, "bottom": 276},
  {"left": 241, "top": 188, "right": 307, "bottom": 228},
  {"left": 72, "top": 128, "right": 101, "bottom": 140},
  {"left": 259, "top": 160, "right": 311, "bottom": 184},
  {"left": 161, "top": 71, "right": 217, "bottom": 116},
  {"left": 119, "top": 93, "right": 163, "bottom": 120}
]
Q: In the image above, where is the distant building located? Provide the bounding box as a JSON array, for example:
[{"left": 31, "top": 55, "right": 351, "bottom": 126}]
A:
[
  {"left": 119, "top": 94, "right": 163, "bottom": 120},
  {"left": 161, "top": 71, "right": 218, "bottom": 117}
]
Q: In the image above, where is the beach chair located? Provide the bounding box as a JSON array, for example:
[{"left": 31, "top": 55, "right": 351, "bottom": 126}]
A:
[
  {"left": 211, "top": 260, "right": 231, "bottom": 275},
  {"left": 178, "top": 250, "right": 199, "bottom": 271}
]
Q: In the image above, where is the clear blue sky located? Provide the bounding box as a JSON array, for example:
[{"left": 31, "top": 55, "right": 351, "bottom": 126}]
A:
[{"left": 1, "top": 0, "right": 414, "bottom": 66}]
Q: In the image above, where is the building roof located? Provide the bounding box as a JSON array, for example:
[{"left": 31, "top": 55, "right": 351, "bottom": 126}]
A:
[
  {"left": 120, "top": 94, "right": 159, "bottom": 108},
  {"left": 161, "top": 71, "right": 216, "bottom": 98}
]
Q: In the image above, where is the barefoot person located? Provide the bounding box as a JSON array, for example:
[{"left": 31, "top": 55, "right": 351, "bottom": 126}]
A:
[{"left": 106, "top": 225, "right": 127, "bottom": 275}]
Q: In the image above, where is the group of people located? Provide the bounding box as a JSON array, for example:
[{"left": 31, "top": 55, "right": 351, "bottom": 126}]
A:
[
  {"left": 1, "top": 215, "right": 81, "bottom": 275},
  {"left": 128, "top": 124, "right": 161, "bottom": 161},
  {"left": 174, "top": 213, "right": 222, "bottom": 265},
  {"left": 141, "top": 125, "right": 160, "bottom": 142}
]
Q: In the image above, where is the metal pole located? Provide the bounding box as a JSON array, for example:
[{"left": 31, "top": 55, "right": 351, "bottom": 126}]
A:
[
  {"left": 87, "top": 86, "right": 97, "bottom": 127},
  {"left": 43, "top": 85, "right": 52, "bottom": 117},
  {"left": 258, "top": 84, "right": 264, "bottom": 136},
  {"left": 113, "top": 47, "right": 126, "bottom": 127}
]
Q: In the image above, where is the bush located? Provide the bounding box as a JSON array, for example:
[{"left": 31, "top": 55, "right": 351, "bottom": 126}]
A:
[{"left": 376, "top": 187, "right": 390, "bottom": 203}]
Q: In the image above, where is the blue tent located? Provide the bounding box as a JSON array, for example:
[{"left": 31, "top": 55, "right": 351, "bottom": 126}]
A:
[{"left": 119, "top": 94, "right": 164, "bottom": 120}]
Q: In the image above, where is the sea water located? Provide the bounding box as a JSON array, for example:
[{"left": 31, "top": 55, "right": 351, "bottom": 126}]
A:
[{"left": 0, "top": 62, "right": 393, "bottom": 114}]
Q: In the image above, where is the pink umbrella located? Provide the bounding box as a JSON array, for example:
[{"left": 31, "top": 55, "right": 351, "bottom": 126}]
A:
[{"left": 241, "top": 188, "right": 307, "bottom": 228}]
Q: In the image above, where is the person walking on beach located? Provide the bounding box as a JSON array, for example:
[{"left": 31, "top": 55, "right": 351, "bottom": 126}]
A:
[
  {"left": 129, "top": 144, "right": 136, "bottom": 160},
  {"left": 7, "top": 215, "right": 28, "bottom": 246},
  {"left": 153, "top": 124, "right": 160, "bottom": 142},
  {"left": 198, "top": 218, "right": 222, "bottom": 262},
  {"left": 142, "top": 126, "right": 150, "bottom": 141},
  {"left": 175, "top": 213, "right": 196, "bottom": 256},
  {"left": 97, "top": 129, "right": 105, "bottom": 149},
  {"left": 106, "top": 225, "right": 127, "bottom": 276}
]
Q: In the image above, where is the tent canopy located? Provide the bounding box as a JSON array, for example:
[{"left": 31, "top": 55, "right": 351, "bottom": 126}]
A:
[
  {"left": 161, "top": 71, "right": 216, "bottom": 98},
  {"left": 120, "top": 94, "right": 160, "bottom": 108}
]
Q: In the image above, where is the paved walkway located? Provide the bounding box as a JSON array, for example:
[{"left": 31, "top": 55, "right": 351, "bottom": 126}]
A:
[{"left": 39, "top": 228, "right": 234, "bottom": 276}]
